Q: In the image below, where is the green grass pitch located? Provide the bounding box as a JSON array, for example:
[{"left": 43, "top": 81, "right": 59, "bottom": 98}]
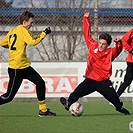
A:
[{"left": 0, "top": 101, "right": 132, "bottom": 133}]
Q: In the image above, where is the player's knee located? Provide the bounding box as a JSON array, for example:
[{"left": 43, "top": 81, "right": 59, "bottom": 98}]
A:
[
  {"left": 36, "top": 79, "right": 46, "bottom": 88},
  {"left": 40, "top": 80, "right": 46, "bottom": 88}
]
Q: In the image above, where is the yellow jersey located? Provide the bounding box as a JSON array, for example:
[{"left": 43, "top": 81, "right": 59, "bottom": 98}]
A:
[{"left": 0, "top": 25, "right": 46, "bottom": 69}]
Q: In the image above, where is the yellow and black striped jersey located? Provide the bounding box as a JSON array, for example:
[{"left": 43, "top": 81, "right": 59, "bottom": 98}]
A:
[{"left": 0, "top": 25, "right": 46, "bottom": 69}]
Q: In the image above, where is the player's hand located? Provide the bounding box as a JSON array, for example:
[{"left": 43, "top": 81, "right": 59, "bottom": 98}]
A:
[
  {"left": 129, "top": 48, "right": 133, "bottom": 55},
  {"left": 84, "top": 10, "right": 90, "bottom": 17},
  {"left": 43, "top": 27, "right": 51, "bottom": 35},
  {"left": 113, "top": 38, "right": 121, "bottom": 43}
]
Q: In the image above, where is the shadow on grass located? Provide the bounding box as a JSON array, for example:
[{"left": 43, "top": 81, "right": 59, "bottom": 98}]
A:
[
  {"left": 82, "top": 113, "right": 133, "bottom": 117},
  {"left": 57, "top": 112, "right": 133, "bottom": 117},
  {"left": 0, "top": 113, "right": 132, "bottom": 117},
  {"left": 0, "top": 114, "right": 37, "bottom": 117}
]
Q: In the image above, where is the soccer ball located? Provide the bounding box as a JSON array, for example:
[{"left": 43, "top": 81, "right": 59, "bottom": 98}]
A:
[{"left": 69, "top": 102, "right": 84, "bottom": 116}]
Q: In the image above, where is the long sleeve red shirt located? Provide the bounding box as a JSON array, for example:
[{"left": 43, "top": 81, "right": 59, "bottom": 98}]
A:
[
  {"left": 121, "top": 28, "right": 133, "bottom": 63},
  {"left": 83, "top": 16, "right": 122, "bottom": 81}
]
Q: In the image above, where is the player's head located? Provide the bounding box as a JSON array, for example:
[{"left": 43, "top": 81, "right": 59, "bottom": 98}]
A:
[
  {"left": 19, "top": 10, "right": 34, "bottom": 29},
  {"left": 98, "top": 33, "right": 112, "bottom": 51}
]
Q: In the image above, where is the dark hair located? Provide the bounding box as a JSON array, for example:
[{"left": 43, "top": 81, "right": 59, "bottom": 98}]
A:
[
  {"left": 99, "top": 33, "right": 112, "bottom": 45},
  {"left": 19, "top": 10, "right": 34, "bottom": 24}
]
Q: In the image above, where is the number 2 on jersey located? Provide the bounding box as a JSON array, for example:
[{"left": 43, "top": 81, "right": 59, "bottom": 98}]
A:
[{"left": 9, "top": 34, "right": 17, "bottom": 50}]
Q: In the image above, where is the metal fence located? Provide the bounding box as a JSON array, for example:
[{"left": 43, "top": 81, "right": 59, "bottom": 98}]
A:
[{"left": 0, "top": 0, "right": 132, "bottom": 62}]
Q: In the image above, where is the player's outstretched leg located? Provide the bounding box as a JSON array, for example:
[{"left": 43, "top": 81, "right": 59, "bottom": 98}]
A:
[
  {"left": 60, "top": 97, "right": 69, "bottom": 111},
  {"left": 116, "top": 107, "right": 130, "bottom": 115}
]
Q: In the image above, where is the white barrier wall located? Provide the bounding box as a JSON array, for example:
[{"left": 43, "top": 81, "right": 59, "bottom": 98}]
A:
[{"left": 0, "top": 62, "right": 132, "bottom": 98}]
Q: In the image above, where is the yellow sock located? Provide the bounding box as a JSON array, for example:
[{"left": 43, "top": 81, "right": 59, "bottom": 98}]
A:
[{"left": 38, "top": 100, "right": 47, "bottom": 112}]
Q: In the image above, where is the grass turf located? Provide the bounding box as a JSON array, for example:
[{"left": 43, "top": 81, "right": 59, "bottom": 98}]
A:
[{"left": 0, "top": 101, "right": 132, "bottom": 133}]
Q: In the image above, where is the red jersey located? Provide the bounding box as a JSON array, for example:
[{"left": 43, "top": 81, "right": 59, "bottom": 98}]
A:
[
  {"left": 121, "top": 29, "right": 133, "bottom": 63},
  {"left": 83, "top": 16, "right": 122, "bottom": 81}
]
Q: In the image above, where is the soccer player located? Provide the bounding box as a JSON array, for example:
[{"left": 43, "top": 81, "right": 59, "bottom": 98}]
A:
[
  {"left": 60, "top": 10, "right": 130, "bottom": 115},
  {"left": 117, "top": 29, "right": 133, "bottom": 96},
  {"left": 0, "top": 10, "right": 56, "bottom": 117}
]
